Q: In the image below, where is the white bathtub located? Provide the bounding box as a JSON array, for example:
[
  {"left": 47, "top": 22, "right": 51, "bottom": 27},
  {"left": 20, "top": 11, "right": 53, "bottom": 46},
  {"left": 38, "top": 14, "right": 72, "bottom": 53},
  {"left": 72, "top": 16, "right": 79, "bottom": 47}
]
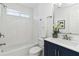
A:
[{"left": 0, "top": 43, "right": 38, "bottom": 56}]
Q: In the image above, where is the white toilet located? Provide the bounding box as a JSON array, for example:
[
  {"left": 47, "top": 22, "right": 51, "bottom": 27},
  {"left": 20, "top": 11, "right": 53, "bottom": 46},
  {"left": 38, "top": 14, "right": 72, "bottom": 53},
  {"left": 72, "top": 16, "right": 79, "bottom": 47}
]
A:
[
  {"left": 29, "top": 46, "right": 42, "bottom": 56},
  {"left": 29, "top": 38, "right": 44, "bottom": 56}
]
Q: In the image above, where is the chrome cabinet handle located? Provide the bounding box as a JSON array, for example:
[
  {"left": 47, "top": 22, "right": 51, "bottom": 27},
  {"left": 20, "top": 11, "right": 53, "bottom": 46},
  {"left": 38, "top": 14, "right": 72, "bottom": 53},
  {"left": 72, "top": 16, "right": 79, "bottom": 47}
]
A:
[
  {"left": 55, "top": 49, "right": 56, "bottom": 56},
  {"left": 58, "top": 50, "right": 59, "bottom": 56}
]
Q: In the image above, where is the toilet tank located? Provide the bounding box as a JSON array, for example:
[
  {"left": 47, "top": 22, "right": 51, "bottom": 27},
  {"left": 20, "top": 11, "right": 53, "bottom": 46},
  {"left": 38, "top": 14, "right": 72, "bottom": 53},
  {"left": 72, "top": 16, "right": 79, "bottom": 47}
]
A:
[{"left": 38, "top": 38, "right": 44, "bottom": 48}]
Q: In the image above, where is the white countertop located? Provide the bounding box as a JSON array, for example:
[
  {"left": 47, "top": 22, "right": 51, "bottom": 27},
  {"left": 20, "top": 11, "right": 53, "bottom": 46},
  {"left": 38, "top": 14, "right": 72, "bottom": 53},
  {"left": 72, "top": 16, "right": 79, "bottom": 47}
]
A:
[{"left": 45, "top": 38, "right": 79, "bottom": 53}]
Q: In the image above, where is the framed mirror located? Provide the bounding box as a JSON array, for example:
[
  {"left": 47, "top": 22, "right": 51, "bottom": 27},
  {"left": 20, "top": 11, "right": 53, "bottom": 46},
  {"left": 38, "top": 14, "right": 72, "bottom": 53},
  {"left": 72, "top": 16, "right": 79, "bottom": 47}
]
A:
[{"left": 53, "top": 3, "right": 79, "bottom": 34}]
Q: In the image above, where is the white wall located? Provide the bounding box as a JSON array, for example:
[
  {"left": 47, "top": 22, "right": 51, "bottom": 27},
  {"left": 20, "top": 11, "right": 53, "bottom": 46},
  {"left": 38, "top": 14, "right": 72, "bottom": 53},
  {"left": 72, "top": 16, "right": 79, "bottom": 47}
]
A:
[
  {"left": 2, "top": 3, "right": 34, "bottom": 47},
  {"left": 32, "top": 3, "right": 53, "bottom": 43}
]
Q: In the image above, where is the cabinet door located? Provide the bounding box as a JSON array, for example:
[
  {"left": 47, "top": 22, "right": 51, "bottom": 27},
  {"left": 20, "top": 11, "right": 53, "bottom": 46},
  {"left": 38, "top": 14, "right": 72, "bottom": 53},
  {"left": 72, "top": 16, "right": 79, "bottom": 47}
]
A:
[
  {"left": 60, "top": 46, "right": 79, "bottom": 56},
  {"left": 44, "top": 40, "right": 49, "bottom": 56},
  {"left": 44, "top": 40, "right": 57, "bottom": 56}
]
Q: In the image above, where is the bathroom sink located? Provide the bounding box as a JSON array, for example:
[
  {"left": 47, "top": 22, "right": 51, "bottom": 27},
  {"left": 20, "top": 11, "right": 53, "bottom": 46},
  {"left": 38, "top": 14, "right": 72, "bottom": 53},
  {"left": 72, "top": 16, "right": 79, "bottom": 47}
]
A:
[
  {"left": 60, "top": 39, "right": 79, "bottom": 47},
  {"left": 65, "top": 40, "right": 78, "bottom": 46},
  {"left": 70, "top": 40, "right": 79, "bottom": 45},
  {"left": 49, "top": 38, "right": 79, "bottom": 47},
  {"left": 53, "top": 38, "right": 79, "bottom": 47}
]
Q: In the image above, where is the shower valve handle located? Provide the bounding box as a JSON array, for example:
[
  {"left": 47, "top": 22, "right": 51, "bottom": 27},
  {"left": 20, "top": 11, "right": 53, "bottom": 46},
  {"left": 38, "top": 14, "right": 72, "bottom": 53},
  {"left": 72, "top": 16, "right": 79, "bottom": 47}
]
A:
[{"left": 0, "top": 33, "right": 5, "bottom": 38}]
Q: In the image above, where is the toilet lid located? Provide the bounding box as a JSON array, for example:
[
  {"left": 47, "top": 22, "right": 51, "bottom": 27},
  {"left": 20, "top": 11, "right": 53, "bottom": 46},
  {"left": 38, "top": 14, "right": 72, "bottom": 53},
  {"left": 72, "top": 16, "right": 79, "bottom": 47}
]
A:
[{"left": 29, "top": 46, "right": 42, "bottom": 54}]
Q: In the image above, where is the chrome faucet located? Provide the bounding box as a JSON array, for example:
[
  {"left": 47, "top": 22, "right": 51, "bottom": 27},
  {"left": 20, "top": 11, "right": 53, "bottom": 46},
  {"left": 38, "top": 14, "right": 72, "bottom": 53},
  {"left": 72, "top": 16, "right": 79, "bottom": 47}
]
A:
[
  {"left": 63, "top": 34, "right": 71, "bottom": 40},
  {"left": 0, "top": 43, "right": 6, "bottom": 46}
]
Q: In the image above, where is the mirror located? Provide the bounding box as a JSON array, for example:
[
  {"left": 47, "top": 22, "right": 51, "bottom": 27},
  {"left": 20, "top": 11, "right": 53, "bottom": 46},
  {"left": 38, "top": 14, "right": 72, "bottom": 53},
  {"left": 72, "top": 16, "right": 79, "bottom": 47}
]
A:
[{"left": 53, "top": 3, "right": 79, "bottom": 34}]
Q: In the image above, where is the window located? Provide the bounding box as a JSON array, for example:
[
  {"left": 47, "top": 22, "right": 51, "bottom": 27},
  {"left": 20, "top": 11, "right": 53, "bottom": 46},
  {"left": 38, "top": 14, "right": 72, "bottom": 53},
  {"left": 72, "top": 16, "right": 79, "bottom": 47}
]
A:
[
  {"left": 6, "top": 8, "right": 30, "bottom": 18},
  {"left": 21, "top": 14, "right": 30, "bottom": 18},
  {"left": 7, "top": 11, "right": 20, "bottom": 16}
]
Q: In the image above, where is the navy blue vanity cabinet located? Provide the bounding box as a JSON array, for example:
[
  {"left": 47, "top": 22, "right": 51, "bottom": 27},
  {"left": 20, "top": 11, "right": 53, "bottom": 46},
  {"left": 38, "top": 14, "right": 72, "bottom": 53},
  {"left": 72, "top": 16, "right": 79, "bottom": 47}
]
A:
[{"left": 44, "top": 40, "right": 79, "bottom": 56}]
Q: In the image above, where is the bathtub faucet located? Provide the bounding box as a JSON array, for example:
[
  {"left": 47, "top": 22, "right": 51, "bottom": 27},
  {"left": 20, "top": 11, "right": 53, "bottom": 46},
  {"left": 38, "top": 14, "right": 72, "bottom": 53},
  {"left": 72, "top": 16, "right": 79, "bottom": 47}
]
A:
[{"left": 0, "top": 43, "right": 6, "bottom": 46}]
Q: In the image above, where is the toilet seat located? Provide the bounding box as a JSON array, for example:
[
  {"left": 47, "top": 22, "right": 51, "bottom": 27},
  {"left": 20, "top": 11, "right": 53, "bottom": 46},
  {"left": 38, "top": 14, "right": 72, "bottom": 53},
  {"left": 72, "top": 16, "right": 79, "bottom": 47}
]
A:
[{"left": 29, "top": 46, "right": 42, "bottom": 54}]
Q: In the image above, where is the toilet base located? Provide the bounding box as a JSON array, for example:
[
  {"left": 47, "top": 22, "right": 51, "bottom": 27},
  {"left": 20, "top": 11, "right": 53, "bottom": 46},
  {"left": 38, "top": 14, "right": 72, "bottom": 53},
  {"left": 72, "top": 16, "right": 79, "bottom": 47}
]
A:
[{"left": 29, "top": 50, "right": 42, "bottom": 56}]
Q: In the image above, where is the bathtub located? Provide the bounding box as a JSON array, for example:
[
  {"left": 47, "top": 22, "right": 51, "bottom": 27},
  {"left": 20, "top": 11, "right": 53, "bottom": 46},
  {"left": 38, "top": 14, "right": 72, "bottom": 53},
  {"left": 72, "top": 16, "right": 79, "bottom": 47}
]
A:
[{"left": 0, "top": 43, "right": 38, "bottom": 56}]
